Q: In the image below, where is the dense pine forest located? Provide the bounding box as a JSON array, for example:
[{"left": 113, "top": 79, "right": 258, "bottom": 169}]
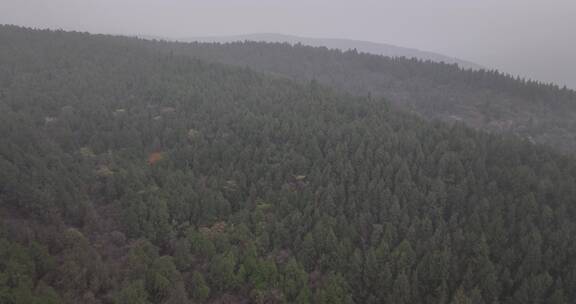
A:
[
  {"left": 154, "top": 35, "right": 576, "bottom": 153},
  {"left": 1, "top": 25, "right": 576, "bottom": 303}
]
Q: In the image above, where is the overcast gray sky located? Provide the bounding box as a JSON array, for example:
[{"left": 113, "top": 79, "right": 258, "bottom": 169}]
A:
[{"left": 1, "top": 0, "right": 575, "bottom": 88}]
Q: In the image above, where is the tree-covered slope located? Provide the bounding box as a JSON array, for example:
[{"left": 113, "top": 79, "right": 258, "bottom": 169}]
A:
[
  {"left": 1, "top": 26, "right": 576, "bottom": 303},
  {"left": 151, "top": 35, "right": 576, "bottom": 153},
  {"left": 183, "top": 33, "right": 483, "bottom": 70},
  {"left": 8, "top": 25, "right": 576, "bottom": 152}
]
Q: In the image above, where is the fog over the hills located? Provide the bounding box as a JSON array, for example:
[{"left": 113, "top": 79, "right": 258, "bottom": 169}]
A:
[{"left": 1, "top": 0, "right": 575, "bottom": 88}]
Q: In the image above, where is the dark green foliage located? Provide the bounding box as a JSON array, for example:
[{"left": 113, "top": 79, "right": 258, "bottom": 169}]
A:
[
  {"left": 0, "top": 25, "right": 575, "bottom": 303},
  {"left": 0, "top": 238, "right": 60, "bottom": 304},
  {"left": 114, "top": 280, "right": 151, "bottom": 304},
  {"left": 190, "top": 271, "right": 210, "bottom": 302},
  {"left": 163, "top": 38, "right": 576, "bottom": 153}
]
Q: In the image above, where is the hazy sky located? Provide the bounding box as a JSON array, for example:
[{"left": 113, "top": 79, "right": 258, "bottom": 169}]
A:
[{"left": 1, "top": 0, "right": 575, "bottom": 88}]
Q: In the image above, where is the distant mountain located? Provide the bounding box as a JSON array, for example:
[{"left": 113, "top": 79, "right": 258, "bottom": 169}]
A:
[
  {"left": 134, "top": 33, "right": 576, "bottom": 152},
  {"left": 186, "top": 33, "right": 483, "bottom": 70},
  {"left": 144, "top": 39, "right": 576, "bottom": 153}
]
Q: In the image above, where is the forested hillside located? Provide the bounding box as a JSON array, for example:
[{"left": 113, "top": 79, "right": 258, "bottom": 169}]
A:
[
  {"left": 183, "top": 33, "right": 482, "bottom": 70},
  {"left": 1, "top": 25, "right": 576, "bottom": 303},
  {"left": 153, "top": 36, "right": 576, "bottom": 153}
]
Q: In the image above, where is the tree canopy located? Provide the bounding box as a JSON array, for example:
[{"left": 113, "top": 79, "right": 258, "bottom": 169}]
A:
[{"left": 0, "top": 25, "right": 575, "bottom": 303}]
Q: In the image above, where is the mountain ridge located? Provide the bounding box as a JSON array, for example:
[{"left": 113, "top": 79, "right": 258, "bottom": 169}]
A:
[
  {"left": 142, "top": 37, "right": 576, "bottom": 153},
  {"left": 172, "top": 33, "right": 483, "bottom": 70}
]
